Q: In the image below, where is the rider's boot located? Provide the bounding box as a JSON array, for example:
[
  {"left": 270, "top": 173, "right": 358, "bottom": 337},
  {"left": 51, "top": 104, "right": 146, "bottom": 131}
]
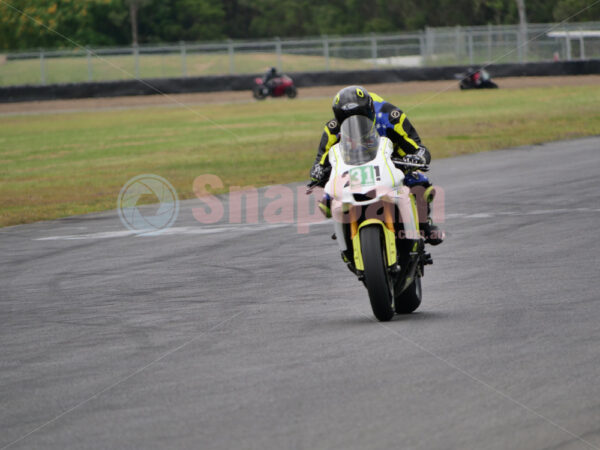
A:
[
  {"left": 423, "top": 218, "right": 444, "bottom": 246},
  {"left": 421, "top": 189, "right": 443, "bottom": 245}
]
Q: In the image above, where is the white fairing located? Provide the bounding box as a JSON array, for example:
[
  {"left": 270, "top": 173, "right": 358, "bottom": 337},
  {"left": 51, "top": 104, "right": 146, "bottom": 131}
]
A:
[
  {"left": 324, "top": 136, "right": 420, "bottom": 253},
  {"left": 324, "top": 136, "right": 405, "bottom": 203}
]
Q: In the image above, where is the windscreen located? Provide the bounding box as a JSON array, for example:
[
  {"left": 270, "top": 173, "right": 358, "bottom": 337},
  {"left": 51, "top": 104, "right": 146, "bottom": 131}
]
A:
[{"left": 339, "top": 115, "right": 380, "bottom": 165}]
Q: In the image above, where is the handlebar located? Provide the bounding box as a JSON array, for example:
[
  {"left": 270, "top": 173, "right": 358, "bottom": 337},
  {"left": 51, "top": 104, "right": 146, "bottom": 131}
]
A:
[{"left": 391, "top": 159, "right": 429, "bottom": 171}]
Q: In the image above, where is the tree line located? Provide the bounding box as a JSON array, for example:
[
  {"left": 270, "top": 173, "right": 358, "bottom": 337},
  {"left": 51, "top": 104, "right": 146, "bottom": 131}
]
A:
[{"left": 0, "top": 0, "right": 596, "bottom": 51}]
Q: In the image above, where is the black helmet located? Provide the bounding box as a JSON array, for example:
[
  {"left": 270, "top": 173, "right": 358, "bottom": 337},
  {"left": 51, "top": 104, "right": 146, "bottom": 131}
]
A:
[{"left": 332, "top": 86, "right": 375, "bottom": 124}]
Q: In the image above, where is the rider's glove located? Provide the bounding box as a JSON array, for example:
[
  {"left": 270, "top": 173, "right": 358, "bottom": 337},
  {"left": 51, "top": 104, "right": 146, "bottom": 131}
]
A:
[
  {"left": 310, "top": 163, "right": 330, "bottom": 187},
  {"left": 415, "top": 146, "right": 431, "bottom": 164},
  {"left": 403, "top": 155, "right": 428, "bottom": 172},
  {"left": 404, "top": 146, "right": 431, "bottom": 171}
]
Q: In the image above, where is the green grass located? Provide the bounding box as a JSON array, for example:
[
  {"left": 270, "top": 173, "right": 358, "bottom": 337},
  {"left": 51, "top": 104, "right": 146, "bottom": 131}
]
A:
[
  {"left": 0, "top": 52, "right": 373, "bottom": 86},
  {"left": 1, "top": 83, "right": 599, "bottom": 227}
]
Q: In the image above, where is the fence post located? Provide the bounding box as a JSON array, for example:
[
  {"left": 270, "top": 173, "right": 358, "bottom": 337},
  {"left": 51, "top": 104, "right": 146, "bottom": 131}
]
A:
[
  {"left": 487, "top": 24, "right": 492, "bottom": 63},
  {"left": 579, "top": 36, "right": 585, "bottom": 60},
  {"left": 565, "top": 30, "right": 572, "bottom": 60},
  {"left": 516, "top": 30, "right": 523, "bottom": 63},
  {"left": 418, "top": 31, "right": 425, "bottom": 65},
  {"left": 455, "top": 26, "right": 461, "bottom": 62},
  {"left": 370, "top": 33, "right": 378, "bottom": 67},
  {"left": 40, "top": 49, "right": 46, "bottom": 86},
  {"left": 468, "top": 31, "right": 474, "bottom": 65},
  {"left": 323, "top": 35, "right": 330, "bottom": 71},
  {"left": 425, "top": 26, "right": 434, "bottom": 64},
  {"left": 133, "top": 44, "right": 140, "bottom": 78},
  {"left": 275, "top": 37, "right": 282, "bottom": 71},
  {"left": 180, "top": 41, "right": 187, "bottom": 77},
  {"left": 519, "top": 21, "right": 529, "bottom": 63},
  {"left": 524, "top": 24, "right": 529, "bottom": 62},
  {"left": 228, "top": 40, "right": 235, "bottom": 74},
  {"left": 86, "top": 47, "right": 93, "bottom": 81}
]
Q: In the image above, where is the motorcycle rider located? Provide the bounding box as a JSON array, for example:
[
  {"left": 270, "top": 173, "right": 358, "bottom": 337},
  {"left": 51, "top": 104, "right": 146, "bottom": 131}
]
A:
[
  {"left": 467, "top": 67, "right": 482, "bottom": 86},
  {"left": 262, "top": 67, "right": 281, "bottom": 93},
  {"left": 309, "top": 85, "right": 443, "bottom": 245}
]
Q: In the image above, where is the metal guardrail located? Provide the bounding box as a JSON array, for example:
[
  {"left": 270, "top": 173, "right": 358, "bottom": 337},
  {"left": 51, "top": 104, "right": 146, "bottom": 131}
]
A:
[{"left": 1, "top": 22, "right": 600, "bottom": 87}]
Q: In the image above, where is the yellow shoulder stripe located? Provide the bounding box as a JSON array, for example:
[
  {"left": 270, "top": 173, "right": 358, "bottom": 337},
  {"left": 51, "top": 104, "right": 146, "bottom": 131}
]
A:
[
  {"left": 319, "top": 125, "right": 338, "bottom": 165},
  {"left": 394, "top": 112, "right": 420, "bottom": 150},
  {"left": 370, "top": 92, "right": 384, "bottom": 103}
]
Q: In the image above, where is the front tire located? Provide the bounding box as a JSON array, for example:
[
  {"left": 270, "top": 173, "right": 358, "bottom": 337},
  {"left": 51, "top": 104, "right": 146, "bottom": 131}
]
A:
[
  {"left": 286, "top": 86, "right": 297, "bottom": 98},
  {"left": 360, "top": 226, "right": 394, "bottom": 321}
]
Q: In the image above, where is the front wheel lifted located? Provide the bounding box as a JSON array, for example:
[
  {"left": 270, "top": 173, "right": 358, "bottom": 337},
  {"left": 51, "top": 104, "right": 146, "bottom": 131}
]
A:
[{"left": 360, "top": 225, "right": 394, "bottom": 321}]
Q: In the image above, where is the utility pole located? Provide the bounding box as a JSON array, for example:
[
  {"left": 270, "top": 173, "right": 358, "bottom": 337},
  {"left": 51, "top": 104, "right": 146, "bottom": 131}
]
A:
[{"left": 516, "top": 0, "right": 528, "bottom": 62}]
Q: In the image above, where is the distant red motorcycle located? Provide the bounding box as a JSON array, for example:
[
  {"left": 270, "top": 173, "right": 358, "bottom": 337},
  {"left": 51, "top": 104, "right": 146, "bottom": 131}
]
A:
[{"left": 253, "top": 75, "right": 297, "bottom": 100}]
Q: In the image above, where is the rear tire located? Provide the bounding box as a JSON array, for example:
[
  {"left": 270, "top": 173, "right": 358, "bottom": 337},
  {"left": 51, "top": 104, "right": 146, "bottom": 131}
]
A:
[
  {"left": 394, "top": 276, "right": 422, "bottom": 314},
  {"left": 360, "top": 226, "right": 394, "bottom": 322}
]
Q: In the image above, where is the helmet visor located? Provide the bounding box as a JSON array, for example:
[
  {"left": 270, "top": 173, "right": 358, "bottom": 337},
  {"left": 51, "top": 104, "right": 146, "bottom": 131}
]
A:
[{"left": 339, "top": 115, "right": 380, "bottom": 165}]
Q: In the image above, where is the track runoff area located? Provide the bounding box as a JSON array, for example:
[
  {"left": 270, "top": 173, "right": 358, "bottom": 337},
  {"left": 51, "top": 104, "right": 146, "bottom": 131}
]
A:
[
  {"left": 2, "top": 75, "right": 600, "bottom": 115},
  {"left": 1, "top": 76, "right": 600, "bottom": 449}
]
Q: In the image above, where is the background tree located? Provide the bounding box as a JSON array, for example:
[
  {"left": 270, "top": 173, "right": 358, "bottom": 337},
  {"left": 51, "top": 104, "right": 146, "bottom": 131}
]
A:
[
  {"left": 554, "top": 0, "right": 600, "bottom": 22},
  {"left": 136, "top": 0, "right": 225, "bottom": 42},
  {"left": 125, "top": 0, "right": 150, "bottom": 46},
  {"left": 0, "top": 0, "right": 128, "bottom": 50},
  {"left": 0, "top": 0, "right": 596, "bottom": 51}
]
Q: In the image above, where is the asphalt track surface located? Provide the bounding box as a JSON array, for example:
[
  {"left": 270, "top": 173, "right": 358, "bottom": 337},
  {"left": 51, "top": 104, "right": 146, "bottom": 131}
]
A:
[{"left": 2, "top": 137, "right": 600, "bottom": 450}]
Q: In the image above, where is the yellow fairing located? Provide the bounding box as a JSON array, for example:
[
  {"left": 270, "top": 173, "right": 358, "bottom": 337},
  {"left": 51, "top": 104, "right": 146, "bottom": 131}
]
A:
[
  {"left": 410, "top": 194, "right": 419, "bottom": 252},
  {"left": 352, "top": 219, "right": 397, "bottom": 271}
]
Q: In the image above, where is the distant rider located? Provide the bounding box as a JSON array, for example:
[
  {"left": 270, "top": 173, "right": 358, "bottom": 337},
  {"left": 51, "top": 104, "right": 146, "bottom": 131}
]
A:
[
  {"left": 309, "top": 85, "right": 443, "bottom": 245},
  {"left": 467, "top": 67, "right": 482, "bottom": 86},
  {"left": 262, "top": 67, "right": 281, "bottom": 92}
]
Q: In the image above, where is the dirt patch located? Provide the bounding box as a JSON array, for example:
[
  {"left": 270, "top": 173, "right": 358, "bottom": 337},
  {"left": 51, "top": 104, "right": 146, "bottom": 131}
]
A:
[
  {"left": 2, "top": 75, "right": 600, "bottom": 115},
  {"left": 0, "top": 54, "right": 6, "bottom": 65}
]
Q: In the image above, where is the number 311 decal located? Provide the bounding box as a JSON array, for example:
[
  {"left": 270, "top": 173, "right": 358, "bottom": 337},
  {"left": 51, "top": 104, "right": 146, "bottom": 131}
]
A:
[{"left": 347, "top": 165, "right": 381, "bottom": 187}]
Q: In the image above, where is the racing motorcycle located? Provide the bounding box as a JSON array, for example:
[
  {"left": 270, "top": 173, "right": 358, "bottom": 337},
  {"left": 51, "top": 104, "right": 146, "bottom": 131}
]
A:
[
  {"left": 458, "top": 68, "right": 498, "bottom": 90},
  {"left": 308, "top": 115, "right": 433, "bottom": 321},
  {"left": 253, "top": 75, "right": 298, "bottom": 100}
]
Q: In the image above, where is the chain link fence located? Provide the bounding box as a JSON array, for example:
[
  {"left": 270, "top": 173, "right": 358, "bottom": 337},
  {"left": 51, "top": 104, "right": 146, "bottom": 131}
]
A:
[{"left": 1, "top": 22, "right": 599, "bottom": 87}]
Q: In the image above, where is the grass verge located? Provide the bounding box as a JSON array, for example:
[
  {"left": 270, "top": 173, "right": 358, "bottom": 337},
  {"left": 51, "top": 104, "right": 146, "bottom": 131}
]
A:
[
  {"left": 0, "top": 52, "right": 373, "bottom": 86},
  {"left": 1, "top": 83, "right": 599, "bottom": 227}
]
